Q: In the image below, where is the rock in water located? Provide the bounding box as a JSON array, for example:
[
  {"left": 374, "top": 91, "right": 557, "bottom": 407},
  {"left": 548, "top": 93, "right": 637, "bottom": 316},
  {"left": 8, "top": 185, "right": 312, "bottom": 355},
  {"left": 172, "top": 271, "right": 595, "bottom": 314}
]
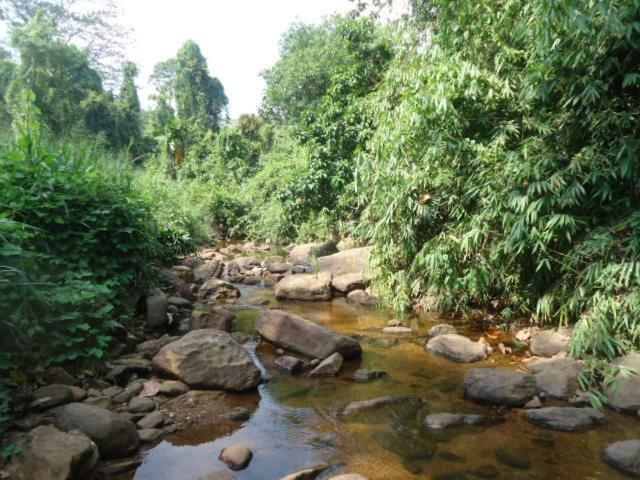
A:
[
  {"left": 343, "top": 396, "right": 414, "bottom": 416},
  {"left": 256, "top": 310, "right": 362, "bottom": 360},
  {"left": 279, "top": 464, "right": 331, "bottom": 480},
  {"left": 531, "top": 358, "right": 583, "bottom": 400},
  {"left": 21, "top": 425, "right": 99, "bottom": 480},
  {"left": 309, "top": 352, "right": 343, "bottom": 377},
  {"left": 603, "top": 440, "right": 640, "bottom": 477},
  {"left": 464, "top": 368, "right": 538, "bottom": 406},
  {"left": 427, "top": 324, "right": 458, "bottom": 338},
  {"left": 346, "top": 289, "right": 378, "bottom": 306},
  {"left": 529, "top": 328, "right": 571, "bottom": 357},
  {"left": 274, "top": 355, "right": 306, "bottom": 374},
  {"left": 54, "top": 403, "right": 139, "bottom": 459},
  {"left": 426, "top": 334, "right": 492, "bottom": 363},
  {"left": 151, "top": 329, "right": 261, "bottom": 391},
  {"left": 191, "top": 307, "right": 235, "bottom": 331},
  {"left": 197, "top": 279, "right": 240, "bottom": 303},
  {"left": 423, "top": 413, "right": 504, "bottom": 430},
  {"left": 218, "top": 444, "right": 253, "bottom": 470},
  {"left": 274, "top": 272, "right": 333, "bottom": 301},
  {"left": 522, "top": 407, "right": 603, "bottom": 432},
  {"left": 604, "top": 353, "right": 640, "bottom": 413},
  {"left": 199, "top": 471, "right": 238, "bottom": 480},
  {"left": 146, "top": 289, "right": 168, "bottom": 328}
]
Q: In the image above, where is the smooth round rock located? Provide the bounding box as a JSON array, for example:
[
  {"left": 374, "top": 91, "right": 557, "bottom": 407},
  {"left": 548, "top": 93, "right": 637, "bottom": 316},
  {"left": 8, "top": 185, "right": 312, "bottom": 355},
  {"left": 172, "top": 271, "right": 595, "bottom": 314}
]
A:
[
  {"left": 128, "top": 396, "right": 156, "bottom": 414},
  {"left": 218, "top": 443, "right": 253, "bottom": 470}
]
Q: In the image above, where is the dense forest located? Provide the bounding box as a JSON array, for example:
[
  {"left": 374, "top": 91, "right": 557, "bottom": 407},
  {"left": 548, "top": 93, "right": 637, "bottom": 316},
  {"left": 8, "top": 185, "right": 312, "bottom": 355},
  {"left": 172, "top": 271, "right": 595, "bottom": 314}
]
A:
[{"left": 1, "top": 0, "right": 639, "bottom": 449}]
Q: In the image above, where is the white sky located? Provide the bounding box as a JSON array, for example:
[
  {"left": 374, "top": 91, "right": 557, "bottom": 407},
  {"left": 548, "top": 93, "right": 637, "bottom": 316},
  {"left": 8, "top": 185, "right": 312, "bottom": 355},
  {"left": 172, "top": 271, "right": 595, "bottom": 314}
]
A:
[{"left": 117, "top": 0, "right": 354, "bottom": 119}]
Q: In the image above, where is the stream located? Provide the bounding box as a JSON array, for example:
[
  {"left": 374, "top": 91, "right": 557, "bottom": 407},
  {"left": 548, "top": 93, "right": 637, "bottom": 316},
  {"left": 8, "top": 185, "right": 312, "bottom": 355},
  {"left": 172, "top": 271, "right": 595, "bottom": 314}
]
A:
[{"left": 129, "top": 283, "right": 638, "bottom": 480}]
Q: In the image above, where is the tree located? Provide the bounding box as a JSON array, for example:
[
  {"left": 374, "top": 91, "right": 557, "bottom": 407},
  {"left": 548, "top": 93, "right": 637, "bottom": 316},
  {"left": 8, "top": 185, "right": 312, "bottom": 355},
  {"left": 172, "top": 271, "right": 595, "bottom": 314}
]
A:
[
  {"left": 0, "top": 47, "right": 15, "bottom": 129},
  {"left": 0, "top": 0, "right": 130, "bottom": 87},
  {"left": 174, "top": 40, "right": 227, "bottom": 133},
  {"left": 117, "top": 60, "right": 141, "bottom": 146}
]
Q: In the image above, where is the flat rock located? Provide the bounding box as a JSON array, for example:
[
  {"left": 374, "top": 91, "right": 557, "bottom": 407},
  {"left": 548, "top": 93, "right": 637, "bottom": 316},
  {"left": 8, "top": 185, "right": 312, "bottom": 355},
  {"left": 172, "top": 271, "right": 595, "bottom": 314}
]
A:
[
  {"left": 168, "top": 296, "right": 192, "bottom": 308},
  {"left": 427, "top": 334, "right": 492, "bottom": 363},
  {"left": 529, "top": 328, "right": 571, "bottom": 357},
  {"left": 274, "top": 355, "right": 306, "bottom": 374},
  {"left": 191, "top": 307, "right": 235, "bottom": 331},
  {"left": 256, "top": 310, "right": 362, "bottom": 360},
  {"left": 604, "top": 353, "right": 640, "bottom": 413},
  {"left": 279, "top": 464, "right": 331, "bottom": 480},
  {"left": 197, "top": 279, "right": 241, "bottom": 303},
  {"left": 603, "top": 440, "right": 640, "bottom": 477},
  {"left": 54, "top": 402, "right": 139, "bottom": 459},
  {"left": 288, "top": 242, "right": 337, "bottom": 264},
  {"left": 531, "top": 358, "right": 583, "bottom": 399},
  {"left": 423, "top": 413, "right": 505, "bottom": 430},
  {"left": 309, "top": 353, "right": 343, "bottom": 377},
  {"left": 427, "top": 324, "right": 458, "bottom": 338},
  {"left": 31, "top": 384, "right": 74, "bottom": 410},
  {"left": 151, "top": 329, "right": 261, "bottom": 391},
  {"left": 158, "top": 380, "right": 189, "bottom": 396},
  {"left": 464, "top": 368, "right": 538, "bottom": 406},
  {"left": 317, "top": 247, "right": 371, "bottom": 278},
  {"left": 275, "top": 272, "right": 332, "bottom": 301},
  {"left": 128, "top": 396, "right": 155, "bottom": 414},
  {"left": 21, "top": 425, "right": 99, "bottom": 480},
  {"left": 219, "top": 443, "right": 253, "bottom": 470},
  {"left": 382, "top": 326, "right": 412, "bottom": 334},
  {"left": 522, "top": 407, "right": 603, "bottom": 432},
  {"left": 343, "top": 396, "right": 413, "bottom": 416},
  {"left": 138, "top": 428, "right": 165, "bottom": 443},
  {"left": 137, "top": 411, "right": 165, "bottom": 429},
  {"left": 331, "top": 272, "right": 366, "bottom": 293}
]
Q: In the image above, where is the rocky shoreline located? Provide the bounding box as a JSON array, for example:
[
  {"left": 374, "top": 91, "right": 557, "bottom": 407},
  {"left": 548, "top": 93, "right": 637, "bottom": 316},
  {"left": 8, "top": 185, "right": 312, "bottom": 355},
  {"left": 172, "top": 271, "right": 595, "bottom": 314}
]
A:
[{"left": 1, "top": 240, "right": 639, "bottom": 480}]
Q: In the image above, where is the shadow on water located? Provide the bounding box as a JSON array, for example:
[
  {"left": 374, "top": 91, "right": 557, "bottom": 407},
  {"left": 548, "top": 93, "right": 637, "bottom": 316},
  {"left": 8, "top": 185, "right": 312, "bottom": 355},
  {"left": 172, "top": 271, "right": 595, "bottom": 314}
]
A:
[{"left": 131, "top": 286, "right": 639, "bottom": 480}]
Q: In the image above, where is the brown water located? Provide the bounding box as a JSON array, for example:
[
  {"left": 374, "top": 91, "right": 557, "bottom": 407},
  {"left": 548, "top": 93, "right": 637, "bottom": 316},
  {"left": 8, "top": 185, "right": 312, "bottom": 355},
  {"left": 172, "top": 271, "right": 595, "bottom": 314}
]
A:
[{"left": 131, "top": 286, "right": 639, "bottom": 480}]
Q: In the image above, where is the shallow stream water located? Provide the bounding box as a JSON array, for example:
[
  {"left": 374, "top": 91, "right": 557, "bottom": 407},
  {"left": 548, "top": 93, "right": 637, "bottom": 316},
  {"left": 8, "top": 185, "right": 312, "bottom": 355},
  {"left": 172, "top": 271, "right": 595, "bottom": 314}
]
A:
[{"left": 130, "top": 284, "right": 638, "bottom": 480}]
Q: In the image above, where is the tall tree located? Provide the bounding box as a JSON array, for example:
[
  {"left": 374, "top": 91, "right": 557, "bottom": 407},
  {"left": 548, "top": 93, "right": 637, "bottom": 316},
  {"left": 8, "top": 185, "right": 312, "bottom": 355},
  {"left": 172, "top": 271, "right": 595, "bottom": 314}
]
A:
[
  {"left": 174, "top": 40, "right": 227, "bottom": 132},
  {"left": 117, "top": 60, "right": 141, "bottom": 144}
]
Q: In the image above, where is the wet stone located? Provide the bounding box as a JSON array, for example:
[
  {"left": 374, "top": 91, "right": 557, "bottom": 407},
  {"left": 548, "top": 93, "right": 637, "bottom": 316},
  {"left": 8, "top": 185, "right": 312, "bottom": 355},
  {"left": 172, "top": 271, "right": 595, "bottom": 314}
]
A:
[
  {"left": 522, "top": 407, "right": 603, "bottom": 432},
  {"left": 494, "top": 447, "right": 532, "bottom": 470},
  {"left": 137, "top": 410, "right": 165, "bottom": 429},
  {"left": 128, "top": 396, "right": 156, "bottom": 414},
  {"left": 353, "top": 369, "right": 387, "bottom": 382},
  {"left": 603, "top": 440, "right": 640, "bottom": 477},
  {"left": 227, "top": 407, "right": 251, "bottom": 421},
  {"left": 374, "top": 431, "right": 436, "bottom": 461},
  {"left": 219, "top": 443, "right": 253, "bottom": 470}
]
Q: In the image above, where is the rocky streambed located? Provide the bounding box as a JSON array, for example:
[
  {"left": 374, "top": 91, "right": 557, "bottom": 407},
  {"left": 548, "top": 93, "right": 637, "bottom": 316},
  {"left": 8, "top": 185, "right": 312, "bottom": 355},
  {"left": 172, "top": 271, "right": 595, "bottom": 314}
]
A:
[{"left": 3, "top": 241, "right": 640, "bottom": 480}]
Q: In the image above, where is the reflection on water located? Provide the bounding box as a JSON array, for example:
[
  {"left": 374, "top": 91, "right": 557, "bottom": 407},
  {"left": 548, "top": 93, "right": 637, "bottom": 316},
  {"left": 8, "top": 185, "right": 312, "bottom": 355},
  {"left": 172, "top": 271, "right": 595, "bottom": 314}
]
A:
[{"left": 132, "top": 288, "right": 638, "bottom": 480}]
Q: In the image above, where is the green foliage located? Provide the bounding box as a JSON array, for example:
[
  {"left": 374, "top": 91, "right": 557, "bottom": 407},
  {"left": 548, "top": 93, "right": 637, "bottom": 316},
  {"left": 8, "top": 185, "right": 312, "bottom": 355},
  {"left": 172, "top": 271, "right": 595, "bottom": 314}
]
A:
[{"left": 356, "top": 0, "right": 640, "bottom": 361}]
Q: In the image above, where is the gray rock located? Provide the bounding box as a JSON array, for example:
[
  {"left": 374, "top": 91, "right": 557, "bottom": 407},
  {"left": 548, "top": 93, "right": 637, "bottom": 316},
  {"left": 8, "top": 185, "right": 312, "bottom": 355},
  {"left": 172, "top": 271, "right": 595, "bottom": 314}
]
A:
[
  {"left": 83, "top": 396, "right": 113, "bottom": 410},
  {"left": 522, "top": 407, "right": 603, "bottom": 432},
  {"left": 524, "top": 396, "right": 542, "bottom": 409},
  {"left": 54, "top": 402, "right": 139, "bottom": 459},
  {"left": 137, "top": 410, "right": 164, "bottom": 429},
  {"left": 275, "top": 272, "right": 333, "bottom": 301},
  {"left": 382, "top": 326, "right": 412, "bottom": 334},
  {"left": 151, "top": 329, "right": 261, "bottom": 391},
  {"left": 274, "top": 355, "right": 306, "bottom": 374},
  {"left": 42, "top": 367, "right": 75, "bottom": 386},
  {"left": 427, "top": 324, "right": 458, "bottom": 338},
  {"left": 256, "top": 310, "right": 362, "bottom": 360},
  {"left": 218, "top": 444, "right": 253, "bottom": 470},
  {"left": 136, "top": 334, "right": 178, "bottom": 359},
  {"left": 346, "top": 289, "right": 378, "bottom": 306},
  {"left": 170, "top": 265, "right": 195, "bottom": 283},
  {"left": 353, "top": 369, "right": 387, "bottom": 382},
  {"left": 343, "top": 396, "right": 414, "bottom": 416},
  {"left": 279, "top": 464, "right": 331, "bottom": 480},
  {"left": 464, "top": 368, "right": 538, "bottom": 406},
  {"left": 138, "top": 428, "right": 165, "bottom": 443},
  {"left": 158, "top": 380, "right": 189, "bottom": 397},
  {"left": 112, "top": 382, "right": 144, "bottom": 404},
  {"left": 531, "top": 358, "right": 583, "bottom": 399},
  {"left": 604, "top": 353, "right": 640, "bottom": 413},
  {"left": 427, "top": 334, "right": 492, "bottom": 363},
  {"left": 191, "top": 307, "right": 235, "bottom": 331},
  {"left": 146, "top": 289, "right": 169, "bottom": 328},
  {"left": 603, "top": 440, "right": 640, "bottom": 477},
  {"left": 317, "top": 247, "right": 371, "bottom": 278},
  {"left": 128, "top": 396, "right": 155, "bottom": 414},
  {"left": 423, "top": 413, "right": 505, "bottom": 430},
  {"left": 194, "top": 260, "right": 224, "bottom": 283},
  {"left": 309, "top": 352, "right": 343, "bottom": 378},
  {"left": 198, "top": 279, "right": 241, "bottom": 303},
  {"left": 21, "top": 425, "right": 99, "bottom": 480},
  {"left": 331, "top": 273, "right": 366, "bottom": 293},
  {"left": 168, "top": 296, "right": 192, "bottom": 308},
  {"left": 288, "top": 242, "right": 337, "bottom": 264},
  {"left": 227, "top": 407, "right": 251, "bottom": 421},
  {"left": 31, "top": 385, "right": 74, "bottom": 410},
  {"left": 263, "top": 256, "right": 292, "bottom": 273},
  {"left": 529, "top": 328, "right": 571, "bottom": 357}
]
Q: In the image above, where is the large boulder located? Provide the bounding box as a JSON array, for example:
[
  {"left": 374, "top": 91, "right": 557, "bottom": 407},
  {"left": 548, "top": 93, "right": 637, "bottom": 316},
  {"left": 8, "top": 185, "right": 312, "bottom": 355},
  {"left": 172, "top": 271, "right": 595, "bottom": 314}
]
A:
[
  {"left": 256, "top": 310, "right": 362, "bottom": 360},
  {"left": 288, "top": 242, "right": 337, "bottom": 264},
  {"left": 54, "top": 403, "right": 139, "bottom": 459},
  {"left": 603, "top": 440, "right": 640, "bottom": 477},
  {"left": 263, "top": 256, "right": 292, "bottom": 274},
  {"left": 136, "top": 334, "right": 178, "bottom": 359},
  {"left": 331, "top": 273, "right": 366, "bottom": 293},
  {"left": 197, "top": 279, "right": 241, "bottom": 303},
  {"left": 529, "top": 328, "right": 571, "bottom": 357},
  {"left": 531, "top": 358, "right": 583, "bottom": 399},
  {"left": 21, "top": 425, "right": 99, "bottom": 480},
  {"left": 275, "top": 272, "right": 332, "bottom": 301},
  {"left": 191, "top": 307, "right": 235, "bottom": 331},
  {"left": 194, "top": 260, "right": 224, "bottom": 283},
  {"left": 346, "top": 289, "right": 378, "bottom": 306},
  {"left": 227, "top": 256, "right": 261, "bottom": 274},
  {"left": 317, "top": 247, "right": 372, "bottom": 278},
  {"left": 464, "top": 369, "right": 538, "bottom": 406},
  {"left": 426, "top": 334, "right": 492, "bottom": 363},
  {"left": 522, "top": 407, "right": 603, "bottom": 432},
  {"left": 146, "top": 289, "right": 168, "bottom": 328},
  {"left": 604, "top": 353, "right": 640, "bottom": 413},
  {"left": 151, "top": 329, "right": 261, "bottom": 391}
]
